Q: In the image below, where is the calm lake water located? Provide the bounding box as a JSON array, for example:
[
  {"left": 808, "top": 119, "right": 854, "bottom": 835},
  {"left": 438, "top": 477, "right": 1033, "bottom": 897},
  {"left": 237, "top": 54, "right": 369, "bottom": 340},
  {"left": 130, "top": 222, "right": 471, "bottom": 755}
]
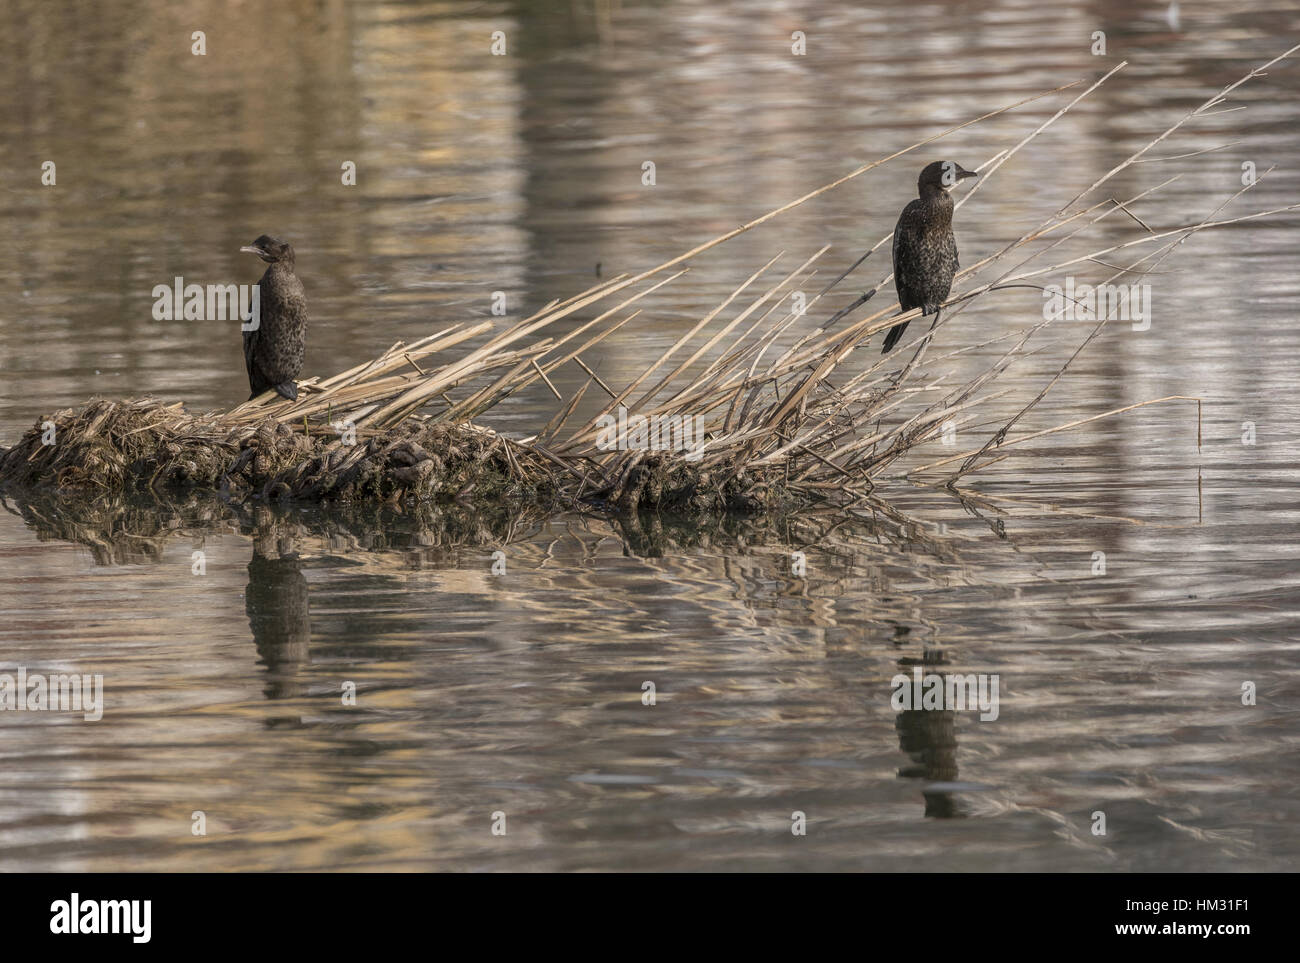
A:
[{"left": 1, "top": 0, "right": 1298, "bottom": 871}]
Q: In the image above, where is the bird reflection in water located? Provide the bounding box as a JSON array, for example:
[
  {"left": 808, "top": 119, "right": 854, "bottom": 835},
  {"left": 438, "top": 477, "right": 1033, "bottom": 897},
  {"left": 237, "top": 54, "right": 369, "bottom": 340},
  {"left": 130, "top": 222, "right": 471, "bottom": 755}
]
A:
[
  {"left": 245, "top": 509, "right": 311, "bottom": 720},
  {"left": 894, "top": 645, "right": 962, "bottom": 818}
]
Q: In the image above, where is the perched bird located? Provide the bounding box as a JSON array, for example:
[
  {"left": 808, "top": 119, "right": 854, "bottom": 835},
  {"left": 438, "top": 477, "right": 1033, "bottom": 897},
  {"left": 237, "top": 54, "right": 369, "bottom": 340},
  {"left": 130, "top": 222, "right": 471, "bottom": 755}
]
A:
[
  {"left": 240, "top": 234, "right": 307, "bottom": 400},
  {"left": 883, "top": 160, "right": 978, "bottom": 353}
]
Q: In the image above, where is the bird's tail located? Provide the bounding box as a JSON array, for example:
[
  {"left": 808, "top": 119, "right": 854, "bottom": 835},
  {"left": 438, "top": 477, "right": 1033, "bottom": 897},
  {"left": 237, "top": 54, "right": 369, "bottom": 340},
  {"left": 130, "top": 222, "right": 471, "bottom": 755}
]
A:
[{"left": 881, "top": 320, "right": 909, "bottom": 354}]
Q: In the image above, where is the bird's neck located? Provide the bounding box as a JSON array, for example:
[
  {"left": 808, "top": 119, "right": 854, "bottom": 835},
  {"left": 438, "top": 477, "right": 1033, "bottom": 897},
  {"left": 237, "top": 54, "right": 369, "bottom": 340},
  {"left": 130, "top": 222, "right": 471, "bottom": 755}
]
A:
[{"left": 920, "top": 186, "right": 954, "bottom": 220}]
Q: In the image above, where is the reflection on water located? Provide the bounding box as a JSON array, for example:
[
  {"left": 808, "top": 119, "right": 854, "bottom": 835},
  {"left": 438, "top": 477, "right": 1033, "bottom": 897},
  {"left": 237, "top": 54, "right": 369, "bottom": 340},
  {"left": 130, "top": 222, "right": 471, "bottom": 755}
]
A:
[
  {"left": 247, "top": 546, "right": 311, "bottom": 708},
  {"left": 2, "top": 0, "right": 1300, "bottom": 870},
  {"left": 895, "top": 648, "right": 963, "bottom": 820},
  {"left": 0, "top": 481, "right": 1292, "bottom": 870}
]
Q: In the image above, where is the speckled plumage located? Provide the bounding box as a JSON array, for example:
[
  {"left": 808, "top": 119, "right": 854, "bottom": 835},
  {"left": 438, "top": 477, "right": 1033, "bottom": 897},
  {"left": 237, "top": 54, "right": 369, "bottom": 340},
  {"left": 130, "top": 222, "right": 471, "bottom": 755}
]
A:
[
  {"left": 884, "top": 161, "right": 976, "bottom": 353},
  {"left": 241, "top": 235, "right": 306, "bottom": 401}
]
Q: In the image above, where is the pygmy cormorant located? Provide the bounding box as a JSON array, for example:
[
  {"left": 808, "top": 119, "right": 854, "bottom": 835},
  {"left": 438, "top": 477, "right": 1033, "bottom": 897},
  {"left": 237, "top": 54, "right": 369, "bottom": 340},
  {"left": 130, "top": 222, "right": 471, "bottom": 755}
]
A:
[
  {"left": 240, "top": 234, "right": 307, "bottom": 400},
  {"left": 883, "top": 160, "right": 978, "bottom": 353}
]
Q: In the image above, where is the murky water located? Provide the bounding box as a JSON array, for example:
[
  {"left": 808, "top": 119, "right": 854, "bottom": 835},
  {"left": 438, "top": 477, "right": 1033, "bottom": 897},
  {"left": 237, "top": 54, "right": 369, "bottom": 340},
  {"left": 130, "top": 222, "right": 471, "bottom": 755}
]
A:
[{"left": 1, "top": 0, "right": 1298, "bottom": 871}]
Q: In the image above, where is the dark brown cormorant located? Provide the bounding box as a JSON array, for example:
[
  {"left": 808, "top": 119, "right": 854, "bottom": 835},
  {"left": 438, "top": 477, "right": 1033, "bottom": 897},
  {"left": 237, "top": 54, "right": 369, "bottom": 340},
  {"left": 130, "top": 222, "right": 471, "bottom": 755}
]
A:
[
  {"left": 240, "top": 235, "right": 306, "bottom": 400},
  {"left": 883, "top": 160, "right": 978, "bottom": 354}
]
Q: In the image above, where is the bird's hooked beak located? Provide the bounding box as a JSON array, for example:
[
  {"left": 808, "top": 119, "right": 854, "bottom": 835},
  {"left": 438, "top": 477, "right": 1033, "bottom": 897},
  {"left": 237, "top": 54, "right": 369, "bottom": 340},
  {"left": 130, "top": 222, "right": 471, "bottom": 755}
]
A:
[
  {"left": 239, "top": 243, "right": 272, "bottom": 262},
  {"left": 947, "top": 166, "right": 979, "bottom": 190}
]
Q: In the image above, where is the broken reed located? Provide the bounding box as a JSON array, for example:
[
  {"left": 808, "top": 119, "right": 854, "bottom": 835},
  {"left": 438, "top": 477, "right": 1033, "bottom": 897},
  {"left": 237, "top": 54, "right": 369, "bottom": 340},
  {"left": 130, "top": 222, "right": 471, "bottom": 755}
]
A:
[{"left": 5, "top": 45, "right": 1296, "bottom": 511}]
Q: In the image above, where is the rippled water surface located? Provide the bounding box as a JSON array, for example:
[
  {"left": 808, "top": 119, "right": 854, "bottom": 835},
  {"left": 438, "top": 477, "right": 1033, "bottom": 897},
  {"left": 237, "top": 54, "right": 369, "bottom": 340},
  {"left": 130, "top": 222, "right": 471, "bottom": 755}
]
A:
[{"left": 1, "top": 0, "right": 1298, "bottom": 871}]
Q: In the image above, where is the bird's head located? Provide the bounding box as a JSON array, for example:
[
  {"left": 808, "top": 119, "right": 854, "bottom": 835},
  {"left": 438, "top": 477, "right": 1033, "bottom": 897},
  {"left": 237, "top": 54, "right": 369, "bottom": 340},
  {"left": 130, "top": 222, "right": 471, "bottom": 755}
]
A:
[
  {"left": 918, "top": 161, "right": 978, "bottom": 195},
  {"left": 239, "top": 235, "right": 295, "bottom": 265}
]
